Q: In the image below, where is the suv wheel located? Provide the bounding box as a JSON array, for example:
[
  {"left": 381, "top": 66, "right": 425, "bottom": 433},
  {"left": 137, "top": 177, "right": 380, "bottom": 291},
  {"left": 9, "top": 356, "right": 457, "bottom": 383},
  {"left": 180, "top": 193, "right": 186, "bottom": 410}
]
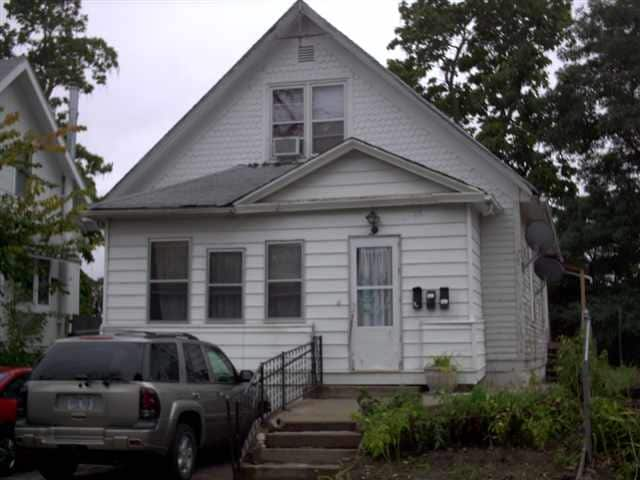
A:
[
  {"left": 169, "top": 424, "right": 197, "bottom": 480},
  {"left": 0, "top": 436, "right": 16, "bottom": 477},
  {"left": 36, "top": 453, "right": 78, "bottom": 480}
]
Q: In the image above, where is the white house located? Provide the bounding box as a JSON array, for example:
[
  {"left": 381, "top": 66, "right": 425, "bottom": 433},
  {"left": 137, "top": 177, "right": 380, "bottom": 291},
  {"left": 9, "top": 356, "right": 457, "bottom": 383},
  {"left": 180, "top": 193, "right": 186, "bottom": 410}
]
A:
[
  {"left": 90, "top": 1, "right": 559, "bottom": 385},
  {"left": 0, "top": 57, "right": 84, "bottom": 347}
]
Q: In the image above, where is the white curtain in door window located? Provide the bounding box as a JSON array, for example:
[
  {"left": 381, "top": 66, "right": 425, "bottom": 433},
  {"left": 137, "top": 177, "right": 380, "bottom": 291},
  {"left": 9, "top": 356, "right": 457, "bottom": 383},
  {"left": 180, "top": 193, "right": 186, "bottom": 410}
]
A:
[
  {"left": 357, "top": 247, "right": 393, "bottom": 326},
  {"left": 357, "top": 247, "right": 392, "bottom": 286}
]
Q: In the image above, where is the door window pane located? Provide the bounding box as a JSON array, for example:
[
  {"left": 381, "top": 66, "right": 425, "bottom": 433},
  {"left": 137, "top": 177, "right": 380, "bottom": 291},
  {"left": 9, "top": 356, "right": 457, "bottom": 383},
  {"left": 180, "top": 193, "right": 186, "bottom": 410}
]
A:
[
  {"left": 357, "top": 290, "right": 393, "bottom": 326},
  {"left": 149, "top": 241, "right": 189, "bottom": 322},
  {"left": 206, "top": 347, "right": 236, "bottom": 384},
  {"left": 149, "top": 343, "right": 180, "bottom": 383},
  {"left": 183, "top": 344, "right": 210, "bottom": 383},
  {"left": 267, "top": 243, "right": 303, "bottom": 319},
  {"left": 357, "top": 247, "right": 392, "bottom": 286}
]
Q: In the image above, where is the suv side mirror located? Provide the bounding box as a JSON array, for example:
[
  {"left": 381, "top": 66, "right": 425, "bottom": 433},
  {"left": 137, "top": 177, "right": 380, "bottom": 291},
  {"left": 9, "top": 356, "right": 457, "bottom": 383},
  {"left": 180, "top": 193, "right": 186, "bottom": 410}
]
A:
[{"left": 238, "top": 370, "right": 253, "bottom": 382}]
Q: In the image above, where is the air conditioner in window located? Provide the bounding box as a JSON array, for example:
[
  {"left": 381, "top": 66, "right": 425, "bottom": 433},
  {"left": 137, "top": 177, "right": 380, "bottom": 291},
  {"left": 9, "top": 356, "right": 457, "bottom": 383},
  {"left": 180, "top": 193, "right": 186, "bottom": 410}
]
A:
[{"left": 273, "top": 137, "right": 302, "bottom": 157}]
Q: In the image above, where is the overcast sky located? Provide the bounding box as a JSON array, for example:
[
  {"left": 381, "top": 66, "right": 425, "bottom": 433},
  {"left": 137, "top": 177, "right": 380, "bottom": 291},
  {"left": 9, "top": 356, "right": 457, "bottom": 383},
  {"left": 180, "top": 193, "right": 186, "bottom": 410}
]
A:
[{"left": 78, "top": 0, "right": 401, "bottom": 278}]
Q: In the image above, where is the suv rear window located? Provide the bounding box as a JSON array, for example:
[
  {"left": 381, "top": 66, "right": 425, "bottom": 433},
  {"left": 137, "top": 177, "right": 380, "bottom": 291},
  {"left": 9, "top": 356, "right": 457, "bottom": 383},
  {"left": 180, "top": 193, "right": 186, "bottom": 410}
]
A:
[
  {"left": 32, "top": 342, "right": 145, "bottom": 381},
  {"left": 149, "top": 343, "right": 180, "bottom": 382}
]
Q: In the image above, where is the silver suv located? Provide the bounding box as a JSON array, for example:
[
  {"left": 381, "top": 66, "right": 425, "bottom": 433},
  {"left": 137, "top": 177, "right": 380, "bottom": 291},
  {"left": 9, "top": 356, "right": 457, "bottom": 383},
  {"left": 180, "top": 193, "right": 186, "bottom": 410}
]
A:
[{"left": 15, "top": 332, "right": 257, "bottom": 480}]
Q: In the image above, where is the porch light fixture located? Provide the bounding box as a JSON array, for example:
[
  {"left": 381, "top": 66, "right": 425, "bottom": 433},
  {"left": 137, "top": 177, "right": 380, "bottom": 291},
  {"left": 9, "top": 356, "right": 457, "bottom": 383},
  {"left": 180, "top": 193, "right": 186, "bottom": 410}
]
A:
[{"left": 366, "top": 210, "right": 380, "bottom": 235}]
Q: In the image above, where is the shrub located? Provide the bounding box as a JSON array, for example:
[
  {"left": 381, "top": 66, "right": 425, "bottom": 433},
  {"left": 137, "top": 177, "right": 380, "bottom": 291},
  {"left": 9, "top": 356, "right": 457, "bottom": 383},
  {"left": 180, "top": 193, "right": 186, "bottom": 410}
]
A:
[{"left": 429, "top": 354, "right": 457, "bottom": 372}]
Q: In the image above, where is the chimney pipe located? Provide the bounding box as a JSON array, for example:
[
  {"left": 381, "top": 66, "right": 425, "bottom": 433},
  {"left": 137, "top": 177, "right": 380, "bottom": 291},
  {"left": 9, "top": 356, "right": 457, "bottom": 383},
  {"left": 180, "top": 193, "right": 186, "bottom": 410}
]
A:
[{"left": 67, "top": 86, "right": 79, "bottom": 162}]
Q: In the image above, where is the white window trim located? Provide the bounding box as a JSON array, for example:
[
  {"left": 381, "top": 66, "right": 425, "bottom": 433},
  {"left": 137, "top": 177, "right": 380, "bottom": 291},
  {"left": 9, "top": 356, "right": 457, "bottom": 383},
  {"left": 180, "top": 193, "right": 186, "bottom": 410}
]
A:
[
  {"left": 147, "top": 238, "right": 191, "bottom": 323},
  {"left": 265, "top": 240, "right": 305, "bottom": 323},
  {"left": 266, "top": 79, "right": 349, "bottom": 161},
  {"left": 206, "top": 248, "right": 245, "bottom": 323}
]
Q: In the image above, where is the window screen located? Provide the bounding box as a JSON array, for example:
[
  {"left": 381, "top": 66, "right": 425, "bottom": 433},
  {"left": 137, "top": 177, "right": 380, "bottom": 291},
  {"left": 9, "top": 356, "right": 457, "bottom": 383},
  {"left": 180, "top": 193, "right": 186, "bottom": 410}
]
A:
[
  {"left": 149, "top": 343, "right": 180, "bottom": 382},
  {"left": 208, "top": 251, "right": 243, "bottom": 320},
  {"left": 183, "top": 344, "right": 210, "bottom": 383},
  {"left": 149, "top": 241, "right": 189, "bottom": 321},
  {"left": 267, "top": 243, "right": 303, "bottom": 319}
]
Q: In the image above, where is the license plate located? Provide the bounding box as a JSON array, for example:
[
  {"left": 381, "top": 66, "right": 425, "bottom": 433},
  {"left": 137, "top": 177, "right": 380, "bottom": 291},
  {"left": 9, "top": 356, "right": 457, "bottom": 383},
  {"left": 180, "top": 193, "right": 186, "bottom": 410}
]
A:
[{"left": 64, "top": 396, "right": 96, "bottom": 412}]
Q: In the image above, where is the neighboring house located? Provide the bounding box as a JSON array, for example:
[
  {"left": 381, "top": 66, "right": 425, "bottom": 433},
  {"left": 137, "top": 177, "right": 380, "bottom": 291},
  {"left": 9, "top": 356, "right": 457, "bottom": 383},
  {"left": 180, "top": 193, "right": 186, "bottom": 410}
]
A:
[
  {"left": 0, "top": 57, "right": 84, "bottom": 347},
  {"left": 90, "top": 1, "right": 560, "bottom": 385}
]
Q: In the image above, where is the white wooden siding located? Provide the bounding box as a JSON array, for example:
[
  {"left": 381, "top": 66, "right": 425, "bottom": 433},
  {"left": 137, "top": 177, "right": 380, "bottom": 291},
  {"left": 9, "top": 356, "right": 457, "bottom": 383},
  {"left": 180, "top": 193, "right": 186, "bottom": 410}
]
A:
[
  {"left": 265, "top": 152, "right": 450, "bottom": 202},
  {"left": 104, "top": 205, "right": 484, "bottom": 378}
]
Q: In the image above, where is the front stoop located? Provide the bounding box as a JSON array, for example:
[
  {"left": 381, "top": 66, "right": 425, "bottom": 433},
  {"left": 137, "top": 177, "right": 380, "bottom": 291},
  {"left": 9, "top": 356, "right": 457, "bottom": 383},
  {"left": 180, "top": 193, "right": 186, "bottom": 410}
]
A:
[{"left": 239, "top": 420, "right": 360, "bottom": 479}]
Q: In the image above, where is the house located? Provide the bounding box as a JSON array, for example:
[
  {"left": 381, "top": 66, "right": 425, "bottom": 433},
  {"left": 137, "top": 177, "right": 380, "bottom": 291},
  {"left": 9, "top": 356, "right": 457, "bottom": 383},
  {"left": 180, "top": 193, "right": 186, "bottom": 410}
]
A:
[
  {"left": 0, "top": 57, "right": 84, "bottom": 347},
  {"left": 89, "top": 1, "right": 560, "bottom": 385}
]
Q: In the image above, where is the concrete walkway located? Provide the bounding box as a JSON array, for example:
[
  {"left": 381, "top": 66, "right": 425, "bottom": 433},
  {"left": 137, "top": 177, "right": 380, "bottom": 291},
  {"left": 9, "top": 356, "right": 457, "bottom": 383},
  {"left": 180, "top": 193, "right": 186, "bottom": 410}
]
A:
[{"left": 275, "top": 394, "right": 440, "bottom": 424}]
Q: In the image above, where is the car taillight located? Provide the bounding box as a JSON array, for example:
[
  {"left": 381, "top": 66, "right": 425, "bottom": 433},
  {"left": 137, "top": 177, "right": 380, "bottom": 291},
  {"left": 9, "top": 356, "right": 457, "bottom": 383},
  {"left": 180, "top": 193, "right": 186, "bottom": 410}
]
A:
[
  {"left": 17, "top": 384, "right": 28, "bottom": 419},
  {"left": 139, "top": 386, "right": 160, "bottom": 420}
]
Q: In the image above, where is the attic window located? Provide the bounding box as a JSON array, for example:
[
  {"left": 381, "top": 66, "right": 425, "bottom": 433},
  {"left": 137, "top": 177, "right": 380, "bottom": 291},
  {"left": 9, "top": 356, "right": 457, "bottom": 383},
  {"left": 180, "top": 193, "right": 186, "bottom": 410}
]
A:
[{"left": 298, "top": 45, "right": 314, "bottom": 63}]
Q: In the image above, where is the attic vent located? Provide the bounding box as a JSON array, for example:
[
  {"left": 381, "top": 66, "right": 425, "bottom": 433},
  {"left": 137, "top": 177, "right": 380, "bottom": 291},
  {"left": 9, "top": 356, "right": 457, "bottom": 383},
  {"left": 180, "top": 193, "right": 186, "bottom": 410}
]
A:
[{"left": 298, "top": 45, "right": 315, "bottom": 63}]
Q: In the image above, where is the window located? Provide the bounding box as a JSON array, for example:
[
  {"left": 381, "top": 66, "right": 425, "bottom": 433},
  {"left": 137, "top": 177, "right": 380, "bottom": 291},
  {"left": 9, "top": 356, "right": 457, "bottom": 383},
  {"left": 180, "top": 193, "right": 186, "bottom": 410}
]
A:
[
  {"left": 32, "top": 342, "right": 145, "bottom": 381},
  {"left": 149, "top": 240, "right": 189, "bottom": 322},
  {"left": 356, "top": 247, "right": 393, "bottom": 326},
  {"left": 312, "top": 85, "right": 344, "bottom": 154},
  {"left": 149, "top": 343, "right": 180, "bottom": 383},
  {"left": 183, "top": 344, "right": 210, "bottom": 383},
  {"left": 272, "top": 88, "right": 304, "bottom": 157},
  {"left": 205, "top": 346, "right": 236, "bottom": 384},
  {"left": 267, "top": 242, "right": 303, "bottom": 319},
  {"left": 271, "top": 83, "right": 345, "bottom": 158},
  {"left": 208, "top": 251, "right": 243, "bottom": 321},
  {"left": 14, "top": 168, "right": 27, "bottom": 196},
  {"left": 36, "top": 259, "right": 50, "bottom": 305}
]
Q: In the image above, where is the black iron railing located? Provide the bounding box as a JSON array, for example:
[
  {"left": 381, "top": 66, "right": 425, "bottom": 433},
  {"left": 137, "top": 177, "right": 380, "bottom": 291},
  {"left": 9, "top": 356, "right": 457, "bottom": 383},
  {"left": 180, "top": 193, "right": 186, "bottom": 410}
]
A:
[{"left": 225, "top": 335, "right": 323, "bottom": 477}]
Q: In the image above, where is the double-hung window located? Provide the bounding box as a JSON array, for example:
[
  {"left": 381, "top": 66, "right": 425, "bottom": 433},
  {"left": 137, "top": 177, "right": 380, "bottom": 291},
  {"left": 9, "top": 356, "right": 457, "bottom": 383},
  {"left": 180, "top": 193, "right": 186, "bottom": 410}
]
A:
[
  {"left": 267, "top": 242, "right": 303, "bottom": 320},
  {"left": 35, "top": 259, "right": 50, "bottom": 306},
  {"left": 208, "top": 250, "right": 243, "bottom": 321},
  {"left": 149, "top": 240, "right": 189, "bottom": 322},
  {"left": 271, "top": 83, "right": 345, "bottom": 159}
]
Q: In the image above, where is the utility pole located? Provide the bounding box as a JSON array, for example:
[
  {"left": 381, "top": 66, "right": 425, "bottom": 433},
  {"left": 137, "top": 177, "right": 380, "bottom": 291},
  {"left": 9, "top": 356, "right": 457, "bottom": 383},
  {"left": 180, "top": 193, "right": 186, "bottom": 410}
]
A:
[{"left": 576, "top": 269, "right": 593, "bottom": 478}]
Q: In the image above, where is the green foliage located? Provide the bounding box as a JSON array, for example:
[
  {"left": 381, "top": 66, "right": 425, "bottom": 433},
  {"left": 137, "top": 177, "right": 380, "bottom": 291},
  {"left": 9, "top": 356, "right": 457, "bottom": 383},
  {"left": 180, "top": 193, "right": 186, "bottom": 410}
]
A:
[
  {"left": 388, "top": 0, "right": 575, "bottom": 199},
  {"left": 429, "top": 354, "right": 457, "bottom": 372},
  {"left": 556, "top": 335, "right": 637, "bottom": 399},
  {"left": 546, "top": 0, "right": 640, "bottom": 365},
  {"left": 79, "top": 270, "right": 102, "bottom": 317},
  {"left": 353, "top": 393, "right": 426, "bottom": 460},
  {"left": 0, "top": 0, "right": 118, "bottom": 197}
]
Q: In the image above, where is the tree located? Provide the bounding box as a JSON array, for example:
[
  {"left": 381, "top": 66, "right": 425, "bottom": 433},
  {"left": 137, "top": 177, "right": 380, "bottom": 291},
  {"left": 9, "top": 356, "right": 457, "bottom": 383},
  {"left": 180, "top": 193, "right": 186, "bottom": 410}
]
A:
[
  {"left": 388, "top": 0, "right": 575, "bottom": 199},
  {"left": 547, "top": 0, "right": 640, "bottom": 364},
  {"left": 0, "top": 0, "right": 118, "bottom": 197},
  {"left": 0, "top": 110, "right": 95, "bottom": 361},
  {"left": 79, "top": 270, "right": 102, "bottom": 318}
]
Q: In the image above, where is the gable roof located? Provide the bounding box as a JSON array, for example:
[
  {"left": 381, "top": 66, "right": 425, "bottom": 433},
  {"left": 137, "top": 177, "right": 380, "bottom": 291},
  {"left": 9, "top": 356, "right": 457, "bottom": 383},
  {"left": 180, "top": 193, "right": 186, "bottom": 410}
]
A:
[
  {"left": 89, "top": 137, "right": 499, "bottom": 218},
  {"left": 0, "top": 57, "right": 85, "bottom": 190},
  {"left": 104, "top": 0, "right": 536, "bottom": 201},
  {"left": 236, "top": 137, "right": 484, "bottom": 205},
  {"left": 91, "top": 163, "right": 297, "bottom": 211}
]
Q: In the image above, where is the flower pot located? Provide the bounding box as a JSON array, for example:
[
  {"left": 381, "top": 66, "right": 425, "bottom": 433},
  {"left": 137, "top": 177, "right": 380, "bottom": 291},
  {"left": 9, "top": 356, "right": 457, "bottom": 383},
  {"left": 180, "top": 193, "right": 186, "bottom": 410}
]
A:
[{"left": 424, "top": 368, "right": 457, "bottom": 393}]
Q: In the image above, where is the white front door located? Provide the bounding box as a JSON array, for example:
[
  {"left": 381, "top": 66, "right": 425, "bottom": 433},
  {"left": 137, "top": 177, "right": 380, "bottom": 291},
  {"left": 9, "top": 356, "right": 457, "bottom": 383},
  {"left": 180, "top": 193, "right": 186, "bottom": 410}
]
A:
[{"left": 350, "top": 236, "right": 401, "bottom": 371}]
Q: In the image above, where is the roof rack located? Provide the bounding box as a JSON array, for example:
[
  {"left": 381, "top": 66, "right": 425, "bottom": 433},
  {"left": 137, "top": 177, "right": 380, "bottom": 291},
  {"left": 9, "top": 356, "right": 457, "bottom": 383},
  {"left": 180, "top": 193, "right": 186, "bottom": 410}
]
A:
[{"left": 112, "top": 330, "right": 200, "bottom": 341}]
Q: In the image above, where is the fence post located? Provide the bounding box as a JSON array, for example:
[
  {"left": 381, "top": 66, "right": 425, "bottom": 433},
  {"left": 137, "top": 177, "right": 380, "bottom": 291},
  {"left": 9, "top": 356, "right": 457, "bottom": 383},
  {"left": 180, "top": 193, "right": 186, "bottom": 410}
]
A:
[
  {"left": 311, "top": 337, "right": 318, "bottom": 386},
  {"left": 259, "top": 363, "right": 265, "bottom": 417},
  {"left": 280, "top": 351, "right": 286, "bottom": 410},
  {"left": 319, "top": 336, "right": 323, "bottom": 386}
]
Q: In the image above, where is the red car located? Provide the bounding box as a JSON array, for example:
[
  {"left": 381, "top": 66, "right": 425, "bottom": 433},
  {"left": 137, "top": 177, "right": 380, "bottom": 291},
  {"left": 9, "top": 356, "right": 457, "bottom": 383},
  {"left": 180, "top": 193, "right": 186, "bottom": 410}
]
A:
[{"left": 0, "top": 367, "right": 31, "bottom": 476}]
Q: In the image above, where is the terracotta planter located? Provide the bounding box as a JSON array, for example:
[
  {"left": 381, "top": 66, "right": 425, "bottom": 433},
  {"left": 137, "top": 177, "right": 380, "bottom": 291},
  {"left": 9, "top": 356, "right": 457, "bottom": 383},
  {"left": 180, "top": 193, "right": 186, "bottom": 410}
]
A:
[{"left": 424, "top": 368, "right": 457, "bottom": 393}]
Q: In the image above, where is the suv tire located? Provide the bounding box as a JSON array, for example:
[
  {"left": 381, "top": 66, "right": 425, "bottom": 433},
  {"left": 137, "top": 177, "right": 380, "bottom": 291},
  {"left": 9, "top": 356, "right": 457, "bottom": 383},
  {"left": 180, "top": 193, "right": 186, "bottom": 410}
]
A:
[
  {"left": 36, "top": 453, "right": 77, "bottom": 480},
  {"left": 0, "top": 436, "right": 16, "bottom": 477},
  {"left": 168, "top": 423, "right": 197, "bottom": 480}
]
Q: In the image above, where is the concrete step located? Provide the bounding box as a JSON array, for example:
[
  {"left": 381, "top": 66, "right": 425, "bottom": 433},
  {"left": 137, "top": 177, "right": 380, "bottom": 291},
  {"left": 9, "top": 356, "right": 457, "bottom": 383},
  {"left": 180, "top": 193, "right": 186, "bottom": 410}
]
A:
[
  {"left": 254, "top": 447, "right": 357, "bottom": 465},
  {"left": 239, "top": 462, "right": 341, "bottom": 480},
  {"left": 266, "top": 430, "right": 362, "bottom": 449},
  {"left": 278, "top": 420, "right": 357, "bottom": 432}
]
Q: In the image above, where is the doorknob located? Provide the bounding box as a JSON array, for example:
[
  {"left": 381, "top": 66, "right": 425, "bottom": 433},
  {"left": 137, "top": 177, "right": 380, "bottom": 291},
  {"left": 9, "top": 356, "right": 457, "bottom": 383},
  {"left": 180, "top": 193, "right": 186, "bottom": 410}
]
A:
[{"left": 192, "top": 392, "right": 200, "bottom": 400}]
